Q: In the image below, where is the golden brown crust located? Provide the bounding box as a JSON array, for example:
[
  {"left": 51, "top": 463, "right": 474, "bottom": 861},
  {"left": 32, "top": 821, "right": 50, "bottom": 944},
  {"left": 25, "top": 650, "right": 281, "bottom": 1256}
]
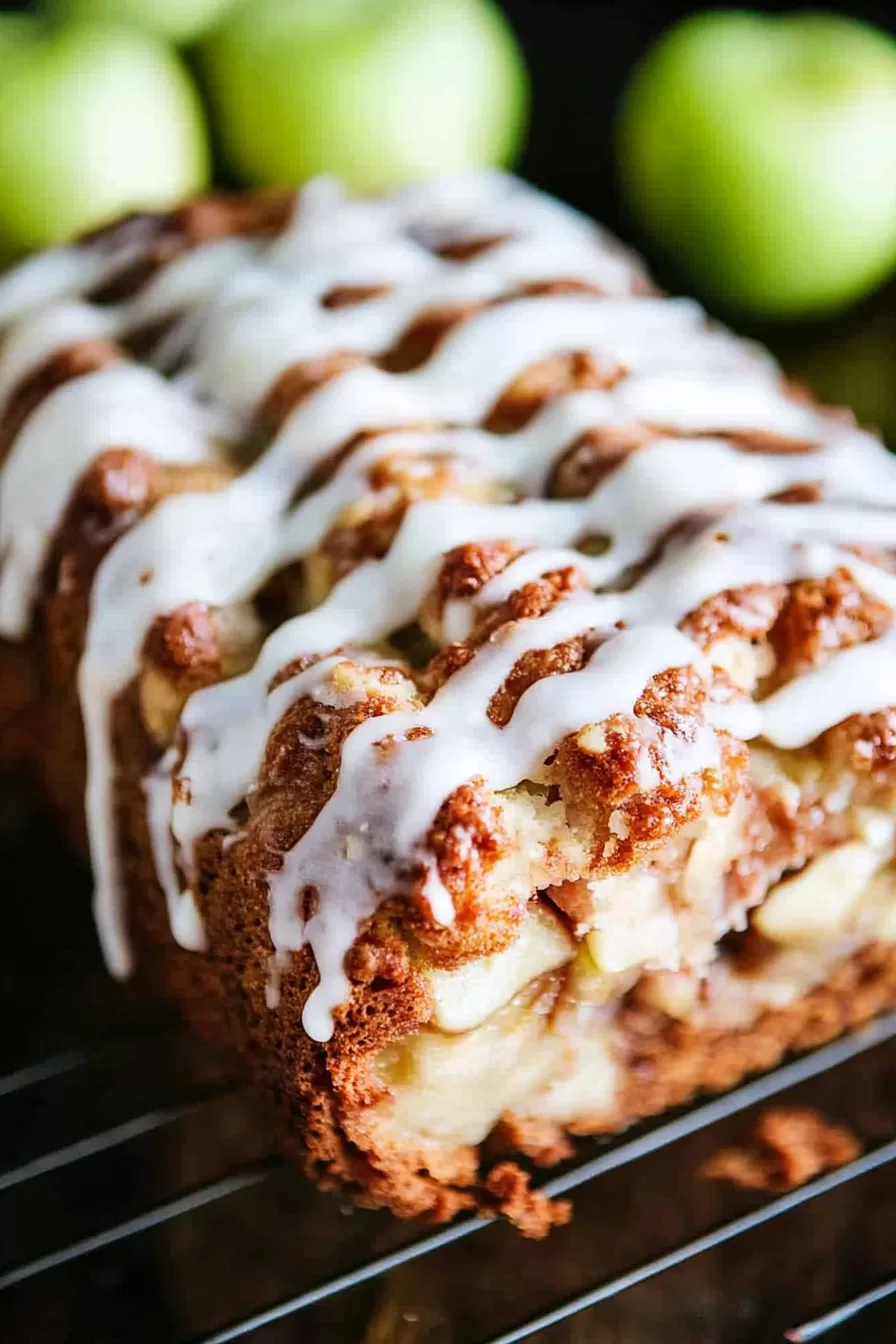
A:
[
  {"left": 548, "top": 423, "right": 652, "bottom": 498},
  {"left": 616, "top": 943, "right": 896, "bottom": 1129},
  {"left": 257, "top": 351, "right": 368, "bottom": 438},
  {"left": 768, "top": 569, "right": 895, "bottom": 688},
  {"left": 380, "top": 301, "right": 484, "bottom": 373},
  {"left": 557, "top": 664, "right": 750, "bottom": 876},
  {"left": 486, "top": 349, "right": 624, "bottom": 433}
]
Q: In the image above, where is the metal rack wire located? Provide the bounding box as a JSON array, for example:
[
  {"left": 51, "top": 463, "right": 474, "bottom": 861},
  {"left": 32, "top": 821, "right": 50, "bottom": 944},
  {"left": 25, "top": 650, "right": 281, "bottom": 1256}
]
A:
[{"left": 2, "top": 1010, "right": 895, "bottom": 1343}]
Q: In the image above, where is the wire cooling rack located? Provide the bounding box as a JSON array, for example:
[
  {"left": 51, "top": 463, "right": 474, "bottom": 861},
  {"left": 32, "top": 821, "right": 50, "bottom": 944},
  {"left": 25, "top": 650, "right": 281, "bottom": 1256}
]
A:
[{"left": 2, "top": 779, "right": 896, "bottom": 1344}]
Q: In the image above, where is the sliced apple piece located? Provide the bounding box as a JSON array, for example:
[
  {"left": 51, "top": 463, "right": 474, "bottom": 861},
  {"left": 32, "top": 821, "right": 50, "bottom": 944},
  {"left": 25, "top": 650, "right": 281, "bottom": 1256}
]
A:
[
  {"left": 519, "top": 1030, "right": 618, "bottom": 1125},
  {"left": 379, "top": 997, "right": 556, "bottom": 1146},
  {"left": 873, "top": 895, "right": 896, "bottom": 943},
  {"left": 637, "top": 968, "right": 701, "bottom": 1021},
  {"left": 755, "top": 842, "right": 885, "bottom": 945},
  {"left": 705, "top": 633, "right": 773, "bottom": 694},
  {"left": 564, "top": 943, "right": 625, "bottom": 1006},
  {"left": 425, "top": 903, "right": 573, "bottom": 1034},
  {"left": 585, "top": 871, "right": 677, "bottom": 973},
  {"left": 855, "top": 861, "right": 896, "bottom": 943}
]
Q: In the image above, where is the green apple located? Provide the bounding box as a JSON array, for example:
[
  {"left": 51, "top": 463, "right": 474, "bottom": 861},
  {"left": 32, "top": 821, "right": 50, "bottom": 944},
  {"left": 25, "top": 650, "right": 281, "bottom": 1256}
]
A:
[
  {"left": 616, "top": 11, "right": 896, "bottom": 318},
  {"left": 0, "top": 17, "right": 209, "bottom": 252},
  {"left": 50, "top": 0, "right": 237, "bottom": 46},
  {"left": 201, "top": 0, "right": 528, "bottom": 193}
]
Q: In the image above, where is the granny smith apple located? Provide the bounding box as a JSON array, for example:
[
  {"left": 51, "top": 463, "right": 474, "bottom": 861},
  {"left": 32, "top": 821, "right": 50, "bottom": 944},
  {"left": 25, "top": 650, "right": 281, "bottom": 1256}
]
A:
[
  {"left": 0, "top": 14, "right": 36, "bottom": 78},
  {"left": 50, "top": 0, "right": 237, "bottom": 46},
  {"left": 0, "top": 18, "right": 209, "bottom": 253},
  {"left": 201, "top": 0, "right": 528, "bottom": 193},
  {"left": 616, "top": 11, "right": 896, "bottom": 318}
]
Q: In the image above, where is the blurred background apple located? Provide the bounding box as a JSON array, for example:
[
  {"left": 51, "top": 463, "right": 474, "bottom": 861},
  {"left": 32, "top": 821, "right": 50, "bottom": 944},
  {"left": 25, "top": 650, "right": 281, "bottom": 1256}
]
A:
[
  {"left": 50, "top": 0, "right": 234, "bottom": 44},
  {"left": 616, "top": 11, "right": 896, "bottom": 319},
  {"left": 0, "top": 15, "right": 208, "bottom": 251},
  {"left": 200, "top": 0, "right": 528, "bottom": 193}
]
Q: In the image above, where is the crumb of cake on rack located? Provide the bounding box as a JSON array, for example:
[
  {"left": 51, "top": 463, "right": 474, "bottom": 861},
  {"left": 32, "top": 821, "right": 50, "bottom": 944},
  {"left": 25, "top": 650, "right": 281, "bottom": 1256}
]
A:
[
  {"left": 700, "top": 1106, "right": 861, "bottom": 1193},
  {"left": 483, "top": 1162, "right": 572, "bottom": 1239}
]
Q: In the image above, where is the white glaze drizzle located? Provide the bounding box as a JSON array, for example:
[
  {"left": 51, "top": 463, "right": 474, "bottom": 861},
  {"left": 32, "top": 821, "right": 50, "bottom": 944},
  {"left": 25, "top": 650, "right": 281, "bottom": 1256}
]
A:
[
  {"left": 143, "top": 747, "right": 206, "bottom": 956},
  {"left": 760, "top": 627, "right": 896, "bottom": 749},
  {"left": 1, "top": 174, "right": 895, "bottom": 1033},
  {"left": 0, "top": 365, "right": 214, "bottom": 637}
]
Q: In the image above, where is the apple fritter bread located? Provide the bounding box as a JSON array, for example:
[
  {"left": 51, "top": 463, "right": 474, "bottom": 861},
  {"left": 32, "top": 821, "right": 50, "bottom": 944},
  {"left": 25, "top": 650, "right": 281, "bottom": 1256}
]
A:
[{"left": 2, "top": 174, "right": 896, "bottom": 1235}]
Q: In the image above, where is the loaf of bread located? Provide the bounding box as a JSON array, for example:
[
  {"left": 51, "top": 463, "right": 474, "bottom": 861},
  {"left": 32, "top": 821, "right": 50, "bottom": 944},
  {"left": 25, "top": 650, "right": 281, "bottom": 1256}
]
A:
[{"left": 2, "top": 174, "right": 895, "bottom": 1235}]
